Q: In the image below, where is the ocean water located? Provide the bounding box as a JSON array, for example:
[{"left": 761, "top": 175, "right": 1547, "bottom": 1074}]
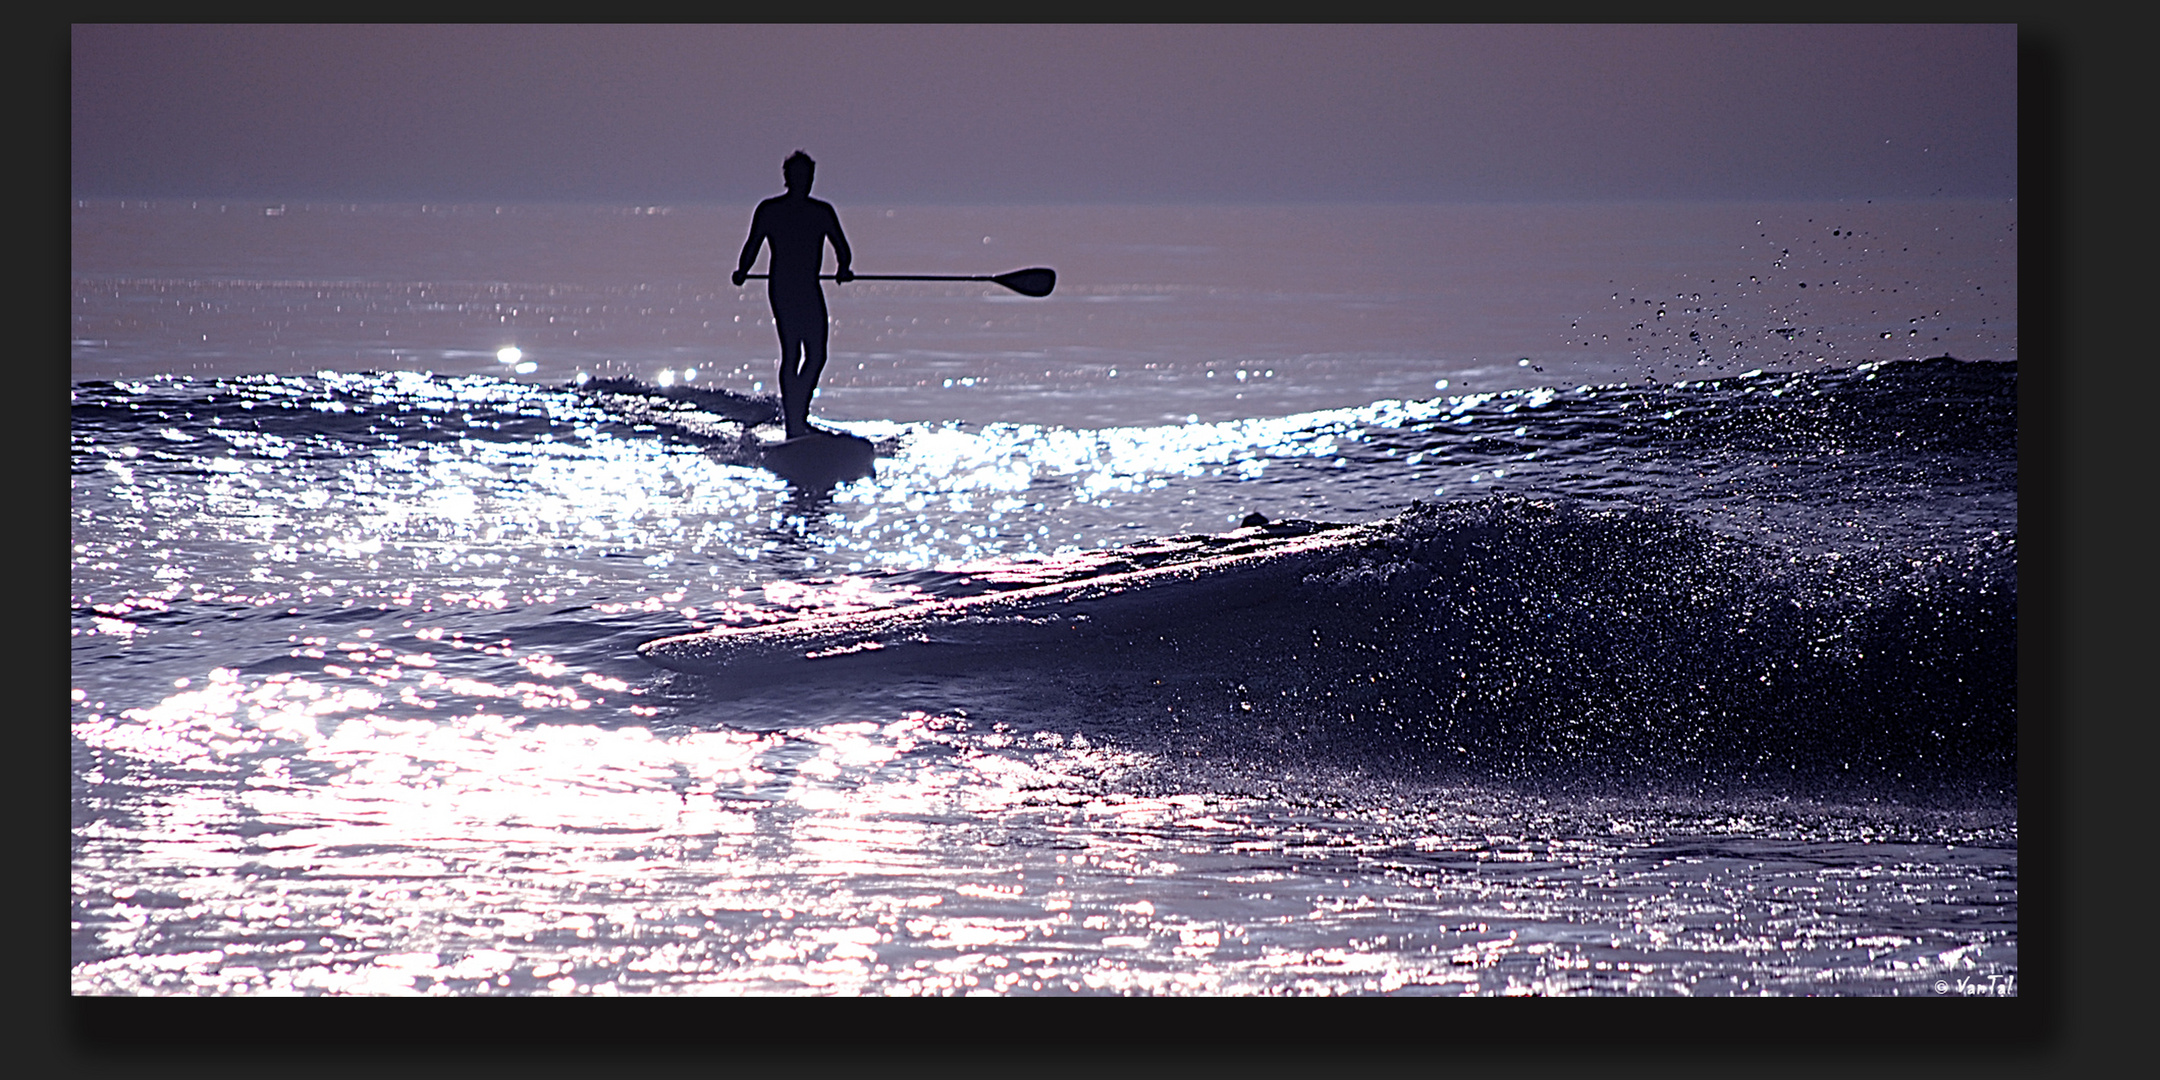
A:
[{"left": 71, "top": 198, "right": 2017, "bottom": 996}]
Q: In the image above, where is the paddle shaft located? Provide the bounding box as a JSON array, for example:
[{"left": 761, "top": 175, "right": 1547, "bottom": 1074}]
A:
[
  {"left": 739, "top": 266, "right": 1054, "bottom": 297},
  {"left": 742, "top": 273, "right": 999, "bottom": 282}
]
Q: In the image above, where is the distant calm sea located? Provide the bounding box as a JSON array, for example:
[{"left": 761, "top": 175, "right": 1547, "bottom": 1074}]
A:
[{"left": 72, "top": 198, "right": 2017, "bottom": 996}]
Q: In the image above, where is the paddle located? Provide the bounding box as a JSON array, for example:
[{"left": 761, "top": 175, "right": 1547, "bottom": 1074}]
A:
[{"left": 740, "top": 266, "right": 1057, "bottom": 298}]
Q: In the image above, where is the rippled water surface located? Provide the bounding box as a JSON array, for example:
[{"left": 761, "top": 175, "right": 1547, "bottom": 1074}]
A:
[{"left": 72, "top": 200, "right": 2016, "bottom": 996}]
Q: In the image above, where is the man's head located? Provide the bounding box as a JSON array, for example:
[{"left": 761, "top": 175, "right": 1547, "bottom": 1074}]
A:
[{"left": 783, "top": 151, "right": 815, "bottom": 194}]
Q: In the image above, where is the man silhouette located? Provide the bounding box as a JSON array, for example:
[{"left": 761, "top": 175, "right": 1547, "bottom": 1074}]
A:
[{"left": 733, "top": 151, "right": 853, "bottom": 439}]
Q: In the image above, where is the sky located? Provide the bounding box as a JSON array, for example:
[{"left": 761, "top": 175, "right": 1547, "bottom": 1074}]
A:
[{"left": 71, "top": 24, "right": 2016, "bottom": 205}]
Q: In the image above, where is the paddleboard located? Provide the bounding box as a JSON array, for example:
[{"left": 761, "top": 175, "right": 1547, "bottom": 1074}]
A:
[{"left": 757, "top": 429, "right": 876, "bottom": 487}]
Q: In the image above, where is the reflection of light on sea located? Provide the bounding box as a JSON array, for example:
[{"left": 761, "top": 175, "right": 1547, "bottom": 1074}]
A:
[
  {"left": 817, "top": 389, "right": 1555, "bottom": 566},
  {"left": 78, "top": 669, "right": 783, "bottom": 843},
  {"left": 77, "top": 369, "right": 1579, "bottom": 618},
  {"left": 72, "top": 367, "right": 2017, "bottom": 995},
  {"left": 79, "top": 655, "right": 1444, "bottom": 995},
  {"left": 79, "top": 652, "right": 1943, "bottom": 995}
]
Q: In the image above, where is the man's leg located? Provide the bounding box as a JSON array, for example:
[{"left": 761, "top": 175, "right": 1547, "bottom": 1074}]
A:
[
  {"left": 793, "top": 330, "right": 828, "bottom": 434},
  {"left": 774, "top": 321, "right": 829, "bottom": 439},
  {"left": 777, "top": 327, "right": 808, "bottom": 438},
  {"left": 772, "top": 290, "right": 829, "bottom": 439}
]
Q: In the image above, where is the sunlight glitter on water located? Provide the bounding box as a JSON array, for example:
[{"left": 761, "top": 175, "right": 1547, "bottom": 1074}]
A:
[
  {"left": 74, "top": 646, "right": 2016, "bottom": 997},
  {"left": 74, "top": 200, "right": 2016, "bottom": 997},
  {"left": 78, "top": 369, "right": 1596, "bottom": 615},
  {"left": 82, "top": 664, "right": 1370, "bottom": 993}
]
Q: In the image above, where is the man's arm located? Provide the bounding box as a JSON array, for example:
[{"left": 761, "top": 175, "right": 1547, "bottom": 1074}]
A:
[
  {"left": 826, "top": 204, "right": 854, "bottom": 283},
  {"left": 732, "top": 205, "right": 768, "bottom": 286}
]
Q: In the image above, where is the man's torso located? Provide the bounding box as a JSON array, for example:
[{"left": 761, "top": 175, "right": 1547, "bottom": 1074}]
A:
[{"left": 755, "top": 196, "right": 839, "bottom": 282}]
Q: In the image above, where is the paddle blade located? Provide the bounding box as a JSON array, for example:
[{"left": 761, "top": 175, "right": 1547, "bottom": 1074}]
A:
[{"left": 992, "top": 267, "right": 1056, "bottom": 297}]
